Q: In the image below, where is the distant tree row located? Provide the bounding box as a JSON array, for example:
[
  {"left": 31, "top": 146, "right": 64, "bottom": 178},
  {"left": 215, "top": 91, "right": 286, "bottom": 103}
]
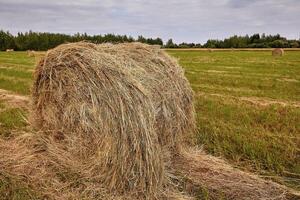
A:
[
  {"left": 165, "top": 34, "right": 300, "bottom": 48},
  {"left": 0, "top": 30, "right": 163, "bottom": 51},
  {"left": 0, "top": 30, "right": 299, "bottom": 51},
  {"left": 201, "top": 34, "right": 300, "bottom": 49}
]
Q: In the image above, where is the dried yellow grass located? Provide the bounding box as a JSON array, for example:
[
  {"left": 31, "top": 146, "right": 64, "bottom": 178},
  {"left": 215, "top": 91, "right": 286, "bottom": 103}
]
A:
[
  {"left": 0, "top": 132, "right": 196, "bottom": 199},
  {"left": 30, "top": 42, "right": 195, "bottom": 198},
  {"left": 173, "top": 148, "right": 298, "bottom": 200},
  {"left": 1, "top": 134, "right": 297, "bottom": 200}
]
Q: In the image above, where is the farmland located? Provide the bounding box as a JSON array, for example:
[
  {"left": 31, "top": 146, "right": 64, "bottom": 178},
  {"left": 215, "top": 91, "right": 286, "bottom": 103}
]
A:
[
  {"left": 0, "top": 49, "right": 299, "bottom": 198},
  {"left": 167, "top": 49, "right": 300, "bottom": 189}
]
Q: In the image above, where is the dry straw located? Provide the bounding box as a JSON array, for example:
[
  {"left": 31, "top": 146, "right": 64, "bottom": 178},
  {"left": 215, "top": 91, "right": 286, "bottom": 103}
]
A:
[
  {"left": 172, "top": 148, "right": 297, "bottom": 200},
  {"left": 30, "top": 42, "right": 195, "bottom": 198},
  {"left": 272, "top": 48, "right": 284, "bottom": 56}
]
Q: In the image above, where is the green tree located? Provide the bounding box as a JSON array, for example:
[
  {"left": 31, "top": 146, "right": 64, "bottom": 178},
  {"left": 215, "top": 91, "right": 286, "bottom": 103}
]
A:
[
  {"left": 165, "top": 39, "right": 177, "bottom": 48},
  {"left": 0, "top": 30, "right": 15, "bottom": 51}
]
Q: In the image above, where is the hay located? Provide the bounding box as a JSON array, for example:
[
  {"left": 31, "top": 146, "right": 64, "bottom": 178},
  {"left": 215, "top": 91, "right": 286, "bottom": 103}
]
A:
[
  {"left": 27, "top": 50, "right": 35, "bottom": 57},
  {"left": 30, "top": 42, "right": 195, "bottom": 198},
  {"left": 2, "top": 134, "right": 297, "bottom": 200},
  {"left": 0, "top": 42, "right": 297, "bottom": 199},
  {"left": 0, "top": 132, "right": 195, "bottom": 200},
  {"left": 272, "top": 48, "right": 284, "bottom": 56},
  {"left": 173, "top": 148, "right": 298, "bottom": 200}
]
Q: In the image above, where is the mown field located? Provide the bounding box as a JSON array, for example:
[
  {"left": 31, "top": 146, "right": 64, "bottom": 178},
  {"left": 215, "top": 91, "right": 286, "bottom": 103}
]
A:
[
  {"left": 167, "top": 49, "right": 300, "bottom": 189},
  {"left": 0, "top": 50, "right": 299, "bottom": 198}
]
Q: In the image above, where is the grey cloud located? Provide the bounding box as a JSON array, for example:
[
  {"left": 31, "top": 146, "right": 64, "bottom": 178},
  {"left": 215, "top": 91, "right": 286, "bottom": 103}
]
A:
[
  {"left": 0, "top": 0, "right": 299, "bottom": 43},
  {"left": 227, "top": 0, "right": 259, "bottom": 8}
]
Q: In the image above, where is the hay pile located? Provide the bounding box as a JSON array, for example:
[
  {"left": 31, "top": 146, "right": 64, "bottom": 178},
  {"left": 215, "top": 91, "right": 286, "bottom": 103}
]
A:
[
  {"left": 172, "top": 148, "right": 296, "bottom": 200},
  {"left": 272, "top": 48, "right": 284, "bottom": 56},
  {"left": 0, "top": 132, "right": 195, "bottom": 200},
  {"left": 30, "top": 42, "right": 194, "bottom": 198}
]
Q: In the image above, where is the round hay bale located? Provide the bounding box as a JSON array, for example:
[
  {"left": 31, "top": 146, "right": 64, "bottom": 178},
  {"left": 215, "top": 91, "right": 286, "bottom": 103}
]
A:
[
  {"left": 208, "top": 48, "right": 214, "bottom": 52},
  {"left": 272, "top": 48, "right": 284, "bottom": 56},
  {"left": 32, "top": 42, "right": 195, "bottom": 197},
  {"left": 99, "top": 43, "right": 195, "bottom": 148},
  {"left": 27, "top": 50, "right": 35, "bottom": 57}
]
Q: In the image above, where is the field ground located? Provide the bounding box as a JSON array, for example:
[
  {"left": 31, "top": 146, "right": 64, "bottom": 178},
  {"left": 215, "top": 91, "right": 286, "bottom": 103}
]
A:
[
  {"left": 167, "top": 50, "right": 300, "bottom": 190},
  {"left": 0, "top": 50, "right": 299, "bottom": 198}
]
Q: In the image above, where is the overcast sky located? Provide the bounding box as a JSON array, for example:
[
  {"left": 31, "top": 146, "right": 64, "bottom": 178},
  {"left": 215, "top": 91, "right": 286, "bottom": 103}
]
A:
[{"left": 0, "top": 0, "right": 299, "bottom": 43}]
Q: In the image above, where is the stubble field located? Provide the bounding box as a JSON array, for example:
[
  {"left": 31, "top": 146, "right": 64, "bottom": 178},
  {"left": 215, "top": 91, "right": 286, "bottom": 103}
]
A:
[{"left": 0, "top": 49, "right": 299, "bottom": 198}]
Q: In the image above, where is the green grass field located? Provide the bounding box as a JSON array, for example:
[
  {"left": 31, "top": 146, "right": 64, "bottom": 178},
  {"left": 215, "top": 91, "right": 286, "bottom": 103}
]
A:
[
  {"left": 167, "top": 50, "right": 300, "bottom": 189},
  {"left": 0, "top": 52, "right": 35, "bottom": 95},
  {"left": 0, "top": 50, "right": 299, "bottom": 196}
]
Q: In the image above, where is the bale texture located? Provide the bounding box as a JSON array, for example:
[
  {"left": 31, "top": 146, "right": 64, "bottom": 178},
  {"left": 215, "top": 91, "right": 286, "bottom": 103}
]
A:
[
  {"left": 99, "top": 43, "right": 195, "bottom": 149},
  {"left": 31, "top": 42, "right": 195, "bottom": 197},
  {"left": 272, "top": 48, "right": 284, "bottom": 56}
]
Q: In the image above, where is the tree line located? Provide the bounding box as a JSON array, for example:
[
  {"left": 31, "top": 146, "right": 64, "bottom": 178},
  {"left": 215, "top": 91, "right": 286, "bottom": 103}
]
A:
[
  {"left": 165, "top": 34, "right": 300, "bottom": 48},
  {"left": 0, "top": 30, "right": 299, "bottom": 51},
  {"left": 0, "top": 30, "right": 163, "bottom": 51}
]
